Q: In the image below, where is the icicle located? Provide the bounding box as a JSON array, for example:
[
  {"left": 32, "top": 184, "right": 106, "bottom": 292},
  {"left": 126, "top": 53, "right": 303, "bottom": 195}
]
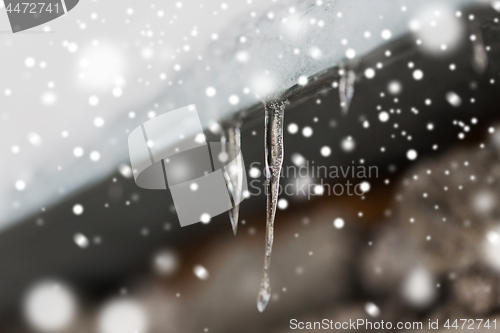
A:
[
  {"left": 471, "top": 25, "right": 488, "bottom": 74},
  {"left": 257, "top": 270, "right": 271, "bottom": 312},
  {"left": 257, "top": 100, "right": 286, "bottom": 313},
  {"left": 220, "top": 133, "right": 236, "bottom": 230},
  {"left": 339, "top": 65, "right": 356, "bottom": 114},
  {"left": 226, "top": 122, "right": 243, "bottom": 235}
]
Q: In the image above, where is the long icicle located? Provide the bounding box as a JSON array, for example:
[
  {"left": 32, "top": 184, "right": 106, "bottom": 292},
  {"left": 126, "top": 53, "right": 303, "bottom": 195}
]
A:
[
  {"left": 257, "top": 100, "right": 286, "bottom": 313},
  {"left": 227, "top": 122, "right": 243, "bottom": 235}
]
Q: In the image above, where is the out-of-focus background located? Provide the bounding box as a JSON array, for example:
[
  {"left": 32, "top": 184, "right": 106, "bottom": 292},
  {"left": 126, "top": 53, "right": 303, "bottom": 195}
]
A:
[{"left": 3, "top": 0, "right": 500, "bottom": 332}]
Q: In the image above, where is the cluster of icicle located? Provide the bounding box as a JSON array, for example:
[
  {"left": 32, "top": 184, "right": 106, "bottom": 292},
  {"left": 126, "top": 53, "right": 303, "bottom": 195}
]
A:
[
  {"left": 225, "top": 23, "right": 489, "bottom": 312},
  {"left": 254, "top": 74, "right": 356, "bottom": 312},
  {"left": 220, "top": 75, "right": 357, "bottom": 313}
]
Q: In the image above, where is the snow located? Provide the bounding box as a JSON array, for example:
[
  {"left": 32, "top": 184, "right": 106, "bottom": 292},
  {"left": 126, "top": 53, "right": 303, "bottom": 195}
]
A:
[{"left": 0, "top": 0, "right": 477, "bottom": 228}]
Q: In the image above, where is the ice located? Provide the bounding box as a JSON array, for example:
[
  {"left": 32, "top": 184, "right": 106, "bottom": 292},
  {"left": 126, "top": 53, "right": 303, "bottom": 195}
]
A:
[
  {"left": 226, "top": 123, "right": 243, "bottom": 235},
  {"left": 339, "top": 66, "right": 356, "bottom": 114},
  {"left": 220, "top": 124, "right": 244, "bottom": 235},
  {"left": 257, "top": 100, "right": 286, "bottom": 312}
]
